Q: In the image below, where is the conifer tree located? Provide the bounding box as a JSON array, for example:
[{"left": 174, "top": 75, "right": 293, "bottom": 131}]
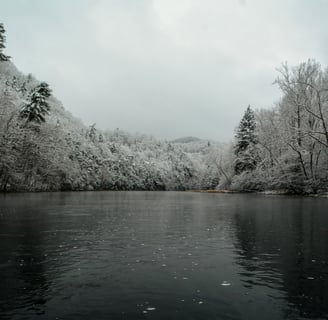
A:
[
  {"left": 20, "top": 82, "right": 52, "bottom": 124},
  {"left": 0, "top": 23, "right": 10, "bottom": 61},
  {"left": 234, "top": 105, "right": 258, "bottom": 174}
]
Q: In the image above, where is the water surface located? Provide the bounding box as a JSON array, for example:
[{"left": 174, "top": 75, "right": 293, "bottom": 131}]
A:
[{"left": 0, "top": 191, "right": 328, "bottom": 319}]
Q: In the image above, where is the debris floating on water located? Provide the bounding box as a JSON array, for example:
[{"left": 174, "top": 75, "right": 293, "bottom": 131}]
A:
[
  {"left": 146, "top": 307, "right": 156, "bottom": 311},
  {"left": 221, "top": 281, "right": 231, "bottom": 286}
]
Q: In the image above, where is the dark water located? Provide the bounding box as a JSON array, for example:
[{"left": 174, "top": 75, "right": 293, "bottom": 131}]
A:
[{"left": 0, "top": 192, "right": 328, "bottom": 320}]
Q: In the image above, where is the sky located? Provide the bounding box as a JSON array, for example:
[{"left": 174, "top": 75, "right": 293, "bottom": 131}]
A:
[{"left": 1, "top": 0, "right": 328, "bottom": 141}]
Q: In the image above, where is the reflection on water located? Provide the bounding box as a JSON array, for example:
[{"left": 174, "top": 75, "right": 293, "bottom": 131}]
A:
[
  {"left": 233, "top": 196, "right": 328, "bottom": 319},
  {"left": 0, "top": 192, "right": 327, "bottom": 319}
]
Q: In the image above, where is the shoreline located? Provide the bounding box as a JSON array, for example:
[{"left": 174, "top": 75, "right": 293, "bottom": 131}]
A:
[
  {"left": 190, "top": 189, "right": 328, "bottom": 197},
  {"left": 1, "top": 188, "right": 328, "bottom": 198}
]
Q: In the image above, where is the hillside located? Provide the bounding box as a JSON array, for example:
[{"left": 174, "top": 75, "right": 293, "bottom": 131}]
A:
[{"left": 0, "top": 61, "right": 223, "bottom": 192}]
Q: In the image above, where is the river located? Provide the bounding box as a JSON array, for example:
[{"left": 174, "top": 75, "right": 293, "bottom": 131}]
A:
[{"left": 0, "top": 191, "right": 327, "bottom": 319}]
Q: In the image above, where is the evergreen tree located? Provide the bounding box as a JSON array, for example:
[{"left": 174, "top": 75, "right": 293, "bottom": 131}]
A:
[
  {"left": 234, "top": 105, "right": 258, "bottom": 174},
  {"left": 20, "top": 82, "right": 52, "bottom": 124},
  {"left": 0, "top": 23, "right": 10, "bottom": 61},
  {"left": 87, "top": 123, "right": 97, "bottom": 142}
]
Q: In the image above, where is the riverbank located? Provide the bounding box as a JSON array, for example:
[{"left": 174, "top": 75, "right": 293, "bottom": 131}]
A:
[
  {"left": 191, "top": 189, "right": 328, "bottom": 197},
  {"left": 190, "top": 189, "right": 237, "bottom": 194},
  {"left": 2, "top": 187, "right": 328, "bottom": 197}
]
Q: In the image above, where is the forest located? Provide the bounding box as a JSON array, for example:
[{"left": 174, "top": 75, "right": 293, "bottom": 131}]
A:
[{"left": 1, "top": 23, "right": 328, "bottom": 194}]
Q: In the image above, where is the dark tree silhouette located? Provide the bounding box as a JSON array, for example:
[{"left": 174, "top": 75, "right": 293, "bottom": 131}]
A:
[
  {"left": 234, "top": 105, "right": 258, "bottom": 174},
  {"left": 20, "top": 82, "right": 52, "bottom": 124},
  {"left": 0, "top": 23, "right": 10, "bottom": 61}
]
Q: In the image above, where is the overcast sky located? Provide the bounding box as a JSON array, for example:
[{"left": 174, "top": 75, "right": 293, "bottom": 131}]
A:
[{"left": 1, "top": 0, "right": 328, "bottom": 141}]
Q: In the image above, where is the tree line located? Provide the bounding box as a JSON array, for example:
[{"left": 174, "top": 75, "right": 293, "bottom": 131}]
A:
[
  {"left": 222, "top": 60, "right": 328, "bottom": 194},
  {"left": 0, "top": 22, "right": 223, "bottom": 191},
  {"left": 0, "top": 63, "right": 222, "bottom": 191},
  {"left": 1, "top": 23, "right": 328, "bottom": 193}
]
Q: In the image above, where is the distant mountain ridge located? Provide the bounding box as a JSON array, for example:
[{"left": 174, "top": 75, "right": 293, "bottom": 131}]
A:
[{"left": 171, "top": 136, "right": 203, "bottom": 143}]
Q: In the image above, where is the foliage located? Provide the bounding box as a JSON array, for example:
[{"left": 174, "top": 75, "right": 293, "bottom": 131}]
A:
[
  {"left": 234, "top": 105, "right": 257, "bottom": 154},
  {"left": 20, "top": 82, "right": 52, "bottom": 124},
  {"left": 0, "top": 60, "right": 223, "bottom": 191},
  {"left": 1, "top": 22, "right": 328, "bottom": 194},
  {"left": 227, "top": 60, "right": 328, "bottom": 194},
  {"left": 233, "top": 105, "right": 258, "bottom": 175},
  {"left": 0, "top": 23, "right": 10, "bottom": 61}
]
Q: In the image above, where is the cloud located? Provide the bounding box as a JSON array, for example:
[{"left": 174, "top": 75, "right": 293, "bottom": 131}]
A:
[{"left": 1, "top": 0, "right": 327, "bottom": 141}]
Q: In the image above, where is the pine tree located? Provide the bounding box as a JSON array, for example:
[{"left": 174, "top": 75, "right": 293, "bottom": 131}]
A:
[
  {"left": 20, "top": 82, "right": 52, "bottom": 124},
  {"left": 0, "top": 23, "right": 10, "bottom": 61},
  {"left": 87, "top": 123, "right": 97, "bottom": 142},
  {"left": 234, "top": 105, "right": 258, "bottom": 174}
]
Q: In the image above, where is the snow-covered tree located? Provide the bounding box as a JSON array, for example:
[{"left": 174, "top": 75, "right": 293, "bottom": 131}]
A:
[
  {"left": 20, "top": 82, "right": 52, "bottom": 124},
  {"left": 275, "top": 60, "right": 328, "bottom": 191},
  {"left": 0, "top": 23, "right": 10, "bottom": 61},
  {"left": 86, "top": 123, "right": 97, "bottom": 142},
  {"left": 234, "top": 106, "right": 257, "bottom": 153},
  {"left": 234, "top": 105, "right": 258, "bottom": 174}
]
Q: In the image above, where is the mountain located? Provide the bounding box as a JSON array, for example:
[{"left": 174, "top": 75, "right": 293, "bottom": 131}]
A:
[
  {"left": 171, "top": 136, "right": 202, "bottom": 144},
  {"left": 0, "top": 61, "right": 223, "bottom": 192}
]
